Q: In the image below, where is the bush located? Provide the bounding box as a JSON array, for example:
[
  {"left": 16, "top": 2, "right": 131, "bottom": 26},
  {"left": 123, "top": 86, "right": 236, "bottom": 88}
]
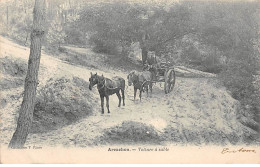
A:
[
  {"left": 64, "top": 27, "right": 86, "bottom": 45},
  {"left": 0, "top": 57, "right": 27, "bottom": 90},
  {"left": 90, "top": 37, "right": 120, "bottom": 55},
  {"left": 181, "top": 45, "right": 203, "bottom": 67},
  {"left": 98, "top": 121, "right": 162, "bottom": 145},
  {"left": 181, "top": 45, "right": 223, "bottom": 73},
  {"left": 219, "top": 50, "right": 260, "bottom": 144},
  {"left": 201, "top": 54, "right": 223, "bottom": 74},
  {"left": 32, "top": 76, "right": 94, "bottom": 133},
  {"left": 0, "top": 57, "right": 27, "bottom": 77}
]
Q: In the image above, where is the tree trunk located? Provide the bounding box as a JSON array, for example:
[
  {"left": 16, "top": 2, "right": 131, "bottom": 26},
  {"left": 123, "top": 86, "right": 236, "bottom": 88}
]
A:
[
  {"left": 140, "top": 33, "right": 149, "bottom": 65},
  {"left": 8, "top": 0, "right": 46, "bottom": 149},
  {"left": 141, "top": 46, "right": 148, "bottom": 65}
]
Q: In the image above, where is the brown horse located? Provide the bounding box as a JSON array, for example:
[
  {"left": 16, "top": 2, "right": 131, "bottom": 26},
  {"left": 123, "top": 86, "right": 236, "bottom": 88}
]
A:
[
  {"left": 127, "top": 70, "right": 152, "bottom": 101},
  {"left": 89, "top": 72, "right": 125, "bottom": 114}
]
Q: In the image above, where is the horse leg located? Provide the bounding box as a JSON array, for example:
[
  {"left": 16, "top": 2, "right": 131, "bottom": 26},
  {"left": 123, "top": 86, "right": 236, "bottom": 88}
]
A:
[
  {"left": 134, "top": 87, "right": 137, "bottom": 101},
  {"left": 139, "top": 89, "right": 142, "bottom": 102},
  {"left": 150, "top": 83, "right": 152, "bottom": 97},
  {"left": 100, "top": 95, "right": 104, "bottom": 114},
  {"left": 121, "top": 80, "right": 125, "bottom": 106},
  {"left": 121, "top": 89, "right": 125, "bottom": 106},
  {"left": 105, "top": 96, "right": 110, "bottom": 113},
  {"left": 146, "top": 85, "right": 149, "bottom": 97},
  {"left": 116, "top": 91, "right": 121, "bottom": 107}
]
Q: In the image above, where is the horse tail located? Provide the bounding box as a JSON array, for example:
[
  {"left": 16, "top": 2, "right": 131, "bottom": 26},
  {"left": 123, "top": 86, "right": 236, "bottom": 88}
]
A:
[{"left": 118, "top": 77, "right": 125, "bottom": 91}]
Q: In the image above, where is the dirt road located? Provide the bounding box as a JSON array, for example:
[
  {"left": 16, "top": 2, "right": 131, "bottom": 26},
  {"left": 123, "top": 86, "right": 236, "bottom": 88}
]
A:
[{"left": 0, "top": 36, "right": 244, "bottom": 148}]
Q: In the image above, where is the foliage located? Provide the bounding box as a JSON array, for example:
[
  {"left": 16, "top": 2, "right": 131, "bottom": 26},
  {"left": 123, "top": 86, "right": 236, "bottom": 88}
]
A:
[
  {"left": 76, "top": 2, "right": 144, "bottom": 56},
  {"left": 98, "top": 121, "right": 162, "bottom": 144},
  {"left": 0, "top": 0, "right": 34, "bottom": 45},
  {"left": 46, "top": 16, "right": 66, "bottom": 47},
  {"left": 76, "top": 2, "right": 194, "bottom": 58},
  {"left": 193, "top": 1, "right": 260, "bottom": 137},
  {"left": 33, "top": 77, "right": 93, "bottom": 133},
  {"left": 63, "top": 25, "right": 86, "bottom": 45}
]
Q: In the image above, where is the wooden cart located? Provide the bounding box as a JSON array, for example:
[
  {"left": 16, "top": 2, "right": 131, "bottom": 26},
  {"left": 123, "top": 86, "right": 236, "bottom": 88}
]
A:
[{"left": 144, "top": 61, "right": 176, "bottom": 94}]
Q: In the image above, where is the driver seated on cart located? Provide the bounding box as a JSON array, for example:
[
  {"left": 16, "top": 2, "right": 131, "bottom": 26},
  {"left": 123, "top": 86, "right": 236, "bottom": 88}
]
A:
[{"left": 143, "top": 51, "right": 161, "bottom": 81}]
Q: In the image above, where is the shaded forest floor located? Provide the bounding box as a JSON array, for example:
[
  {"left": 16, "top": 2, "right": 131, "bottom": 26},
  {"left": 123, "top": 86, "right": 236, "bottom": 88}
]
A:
[{"left": 0, "top": 36, "right": 257, "bottom": 148}]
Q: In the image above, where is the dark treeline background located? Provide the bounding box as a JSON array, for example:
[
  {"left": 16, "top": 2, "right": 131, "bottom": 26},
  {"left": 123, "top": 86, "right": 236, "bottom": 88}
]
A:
[{"left": 0, "top": 0, "right": 259, "bottom": 142}]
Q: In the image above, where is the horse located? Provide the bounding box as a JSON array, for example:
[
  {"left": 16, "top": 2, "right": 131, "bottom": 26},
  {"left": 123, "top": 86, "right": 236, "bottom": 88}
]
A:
[
  {"left": 127, "top": 70, "right": 152, "bottom": 101},
  {"left": 89, "top": 72, "right": 125, "bottom": 114}
]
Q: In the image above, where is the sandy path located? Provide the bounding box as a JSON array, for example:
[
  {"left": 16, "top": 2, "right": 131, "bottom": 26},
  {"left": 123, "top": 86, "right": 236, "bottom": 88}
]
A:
[{"left": 0, "top": 36, "right": 243, "bottom": 148}]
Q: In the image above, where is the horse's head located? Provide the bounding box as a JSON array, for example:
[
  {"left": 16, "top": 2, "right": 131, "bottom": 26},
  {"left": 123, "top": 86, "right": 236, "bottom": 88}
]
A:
[
  {"left": 127, "top": 71, "right": 137, "bottom": 86},
  {"left": 89, "top": 72, "right": 98, "bottom": 90}
]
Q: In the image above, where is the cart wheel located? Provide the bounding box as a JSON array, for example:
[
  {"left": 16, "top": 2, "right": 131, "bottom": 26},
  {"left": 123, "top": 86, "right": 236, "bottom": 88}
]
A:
[{"left": 164, "top": 69, "right": 176, "bottom": 94}]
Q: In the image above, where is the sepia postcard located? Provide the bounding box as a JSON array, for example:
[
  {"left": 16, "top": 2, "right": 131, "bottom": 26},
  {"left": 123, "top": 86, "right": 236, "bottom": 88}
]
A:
[{"left": 0, "top": 0, "right": 259, "bottom": 164}]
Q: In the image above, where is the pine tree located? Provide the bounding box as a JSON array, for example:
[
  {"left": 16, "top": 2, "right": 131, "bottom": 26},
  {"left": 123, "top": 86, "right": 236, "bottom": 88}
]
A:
[{"left": 8, "top": 0, "right": 46, "bottom": 149}]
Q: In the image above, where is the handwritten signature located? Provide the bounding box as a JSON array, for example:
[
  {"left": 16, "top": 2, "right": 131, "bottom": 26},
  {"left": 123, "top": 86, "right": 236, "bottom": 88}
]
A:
[{"left": 221, "top": 148, "right": 256, "bottom": 154}]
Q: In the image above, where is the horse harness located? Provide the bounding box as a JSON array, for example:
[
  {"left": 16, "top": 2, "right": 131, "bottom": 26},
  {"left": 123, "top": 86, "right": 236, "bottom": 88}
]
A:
[
  {"left": 131, "top": 74, "right": 150, "bottom": 90},
  {"left": 97, "top": 78, "right": 120, "bottom": 91}
]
